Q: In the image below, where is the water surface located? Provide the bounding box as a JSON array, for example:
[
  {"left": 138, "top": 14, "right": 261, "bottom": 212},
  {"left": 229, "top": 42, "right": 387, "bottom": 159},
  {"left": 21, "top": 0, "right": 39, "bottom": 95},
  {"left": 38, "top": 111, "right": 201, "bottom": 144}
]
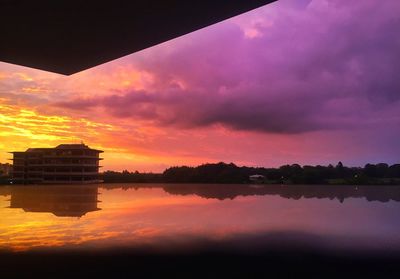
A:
[{"left": 1, "top": 184, "right": 400, "bottom": 253}]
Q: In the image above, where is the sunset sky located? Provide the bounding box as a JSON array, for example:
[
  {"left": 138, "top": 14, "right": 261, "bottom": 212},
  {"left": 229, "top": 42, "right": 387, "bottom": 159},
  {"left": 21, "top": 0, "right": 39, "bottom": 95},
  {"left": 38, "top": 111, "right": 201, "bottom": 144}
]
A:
[{"left": 1, "top": 0, "right": 399, "bottom": 172}]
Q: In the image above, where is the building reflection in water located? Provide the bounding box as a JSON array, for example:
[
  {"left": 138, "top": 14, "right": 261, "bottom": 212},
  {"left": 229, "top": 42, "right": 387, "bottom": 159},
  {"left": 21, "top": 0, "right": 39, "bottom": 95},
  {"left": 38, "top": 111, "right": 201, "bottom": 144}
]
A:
[{"left": 9, "top": 185, "right": 101, "bottom": 217}]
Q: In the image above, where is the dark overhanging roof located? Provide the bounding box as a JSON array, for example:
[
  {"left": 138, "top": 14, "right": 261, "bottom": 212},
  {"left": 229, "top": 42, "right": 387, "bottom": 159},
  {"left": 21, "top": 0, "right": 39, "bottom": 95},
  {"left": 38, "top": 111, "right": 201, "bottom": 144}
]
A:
[{"left": 0, "top": 0, "right": 277, "bottom": 75}]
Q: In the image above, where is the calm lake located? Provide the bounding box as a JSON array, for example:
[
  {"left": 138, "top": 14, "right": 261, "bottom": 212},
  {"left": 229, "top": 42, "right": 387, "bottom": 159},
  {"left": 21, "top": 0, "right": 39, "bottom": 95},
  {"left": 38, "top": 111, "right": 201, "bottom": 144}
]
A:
[{"left": 1, "top": 184, "right": 400, "bottom": 253}]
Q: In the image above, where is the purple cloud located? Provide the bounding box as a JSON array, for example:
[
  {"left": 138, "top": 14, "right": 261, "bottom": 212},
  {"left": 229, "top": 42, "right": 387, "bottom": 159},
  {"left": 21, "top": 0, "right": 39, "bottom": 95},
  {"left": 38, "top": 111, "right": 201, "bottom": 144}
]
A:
[{"left": 55, "top": 0, "right": 400, "bottom": 134}]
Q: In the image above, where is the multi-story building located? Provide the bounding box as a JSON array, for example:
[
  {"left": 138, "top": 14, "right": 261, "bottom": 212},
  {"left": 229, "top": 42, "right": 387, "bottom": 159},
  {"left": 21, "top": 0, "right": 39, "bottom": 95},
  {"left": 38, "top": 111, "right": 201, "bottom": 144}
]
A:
[{"left": 10, "top": 144, "right": 103, "bottom": 184}]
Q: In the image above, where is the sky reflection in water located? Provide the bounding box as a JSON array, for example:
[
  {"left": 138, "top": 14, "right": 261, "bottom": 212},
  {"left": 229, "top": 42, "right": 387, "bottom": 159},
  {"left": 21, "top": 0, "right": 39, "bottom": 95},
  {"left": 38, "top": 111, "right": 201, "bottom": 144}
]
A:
[{"left": 1, "top": 184, "right": 400, "bottom": 252}]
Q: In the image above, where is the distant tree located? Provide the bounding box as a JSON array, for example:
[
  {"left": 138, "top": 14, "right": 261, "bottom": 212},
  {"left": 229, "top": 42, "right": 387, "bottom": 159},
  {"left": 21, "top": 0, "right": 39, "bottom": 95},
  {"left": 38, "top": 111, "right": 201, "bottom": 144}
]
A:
[
  {"left": 101, "top": 162, "right": 400, "bottom": 185},
  {"left": 375, "top": 163, "right": 389, "bottom": 178},
  {"left": 388, "top": 164, "right": 400, "bottom": 178},
  {"left": 364, "top": 164, "right": 377, "bottom": 178}
]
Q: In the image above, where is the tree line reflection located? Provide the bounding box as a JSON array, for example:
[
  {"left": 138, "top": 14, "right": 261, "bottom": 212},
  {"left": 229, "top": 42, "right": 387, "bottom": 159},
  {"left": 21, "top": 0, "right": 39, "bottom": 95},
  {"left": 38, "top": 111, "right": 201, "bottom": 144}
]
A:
[
  {"left": 108, "top": 184, "right": 400, "bottom": 203},
  {"left": 1, "top": 184, "right": 400, "bottom": 218}
]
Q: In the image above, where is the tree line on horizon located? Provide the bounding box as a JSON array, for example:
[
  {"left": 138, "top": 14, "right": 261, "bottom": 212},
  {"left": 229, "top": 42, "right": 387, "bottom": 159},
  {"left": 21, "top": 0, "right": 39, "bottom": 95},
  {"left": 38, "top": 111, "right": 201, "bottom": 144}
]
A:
[
  {"left": 102, "top": 162, "right": 400, "bottom": 185},
  {"left": 1, "top": 161, "right": 400, "bottom": 185}
]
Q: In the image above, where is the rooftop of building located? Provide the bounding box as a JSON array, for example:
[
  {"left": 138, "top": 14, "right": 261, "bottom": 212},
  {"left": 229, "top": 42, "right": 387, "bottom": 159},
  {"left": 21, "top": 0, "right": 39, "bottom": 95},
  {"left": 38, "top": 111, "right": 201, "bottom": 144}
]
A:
[
  {"left": 0, "top": 0, "right": 276, "bottom": 75},
  {"left": 11, "top": 144, "right": 103, "bottom": 153}
]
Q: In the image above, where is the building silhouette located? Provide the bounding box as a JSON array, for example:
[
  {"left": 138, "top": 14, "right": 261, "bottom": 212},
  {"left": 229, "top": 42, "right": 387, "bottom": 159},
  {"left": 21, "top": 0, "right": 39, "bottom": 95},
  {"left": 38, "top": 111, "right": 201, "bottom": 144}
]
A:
[
  {"left": 9, "top": 185, "right": 100, "bottom": 217},
  {"left": 10, "top": 144, "right": 103, "bottom": 184}
]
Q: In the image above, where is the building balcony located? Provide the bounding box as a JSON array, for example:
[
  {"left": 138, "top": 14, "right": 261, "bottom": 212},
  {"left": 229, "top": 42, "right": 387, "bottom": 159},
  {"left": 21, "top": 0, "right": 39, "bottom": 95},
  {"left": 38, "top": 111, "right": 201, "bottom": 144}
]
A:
[
  {"left": 23, "top": 177, "right": 44, "bottom": 181},
  {"left": 42, "top": 172, "right": 100, "bottom": 176},
  {"left": 43, "top": 155, "right": 103, "bottom": 159},
  {"left": 41, "top": 180, "right": 103, "bottom": 184},
  {"left": 28, "top": 164, "right": 102, "bottom": 167}
]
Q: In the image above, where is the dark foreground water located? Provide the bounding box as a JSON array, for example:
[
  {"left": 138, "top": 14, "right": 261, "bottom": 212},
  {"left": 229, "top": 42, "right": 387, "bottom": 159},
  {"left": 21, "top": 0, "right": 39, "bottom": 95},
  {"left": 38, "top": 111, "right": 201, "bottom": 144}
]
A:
[{"left": 1, "top": 184, "right": 400, "bottom": 278}]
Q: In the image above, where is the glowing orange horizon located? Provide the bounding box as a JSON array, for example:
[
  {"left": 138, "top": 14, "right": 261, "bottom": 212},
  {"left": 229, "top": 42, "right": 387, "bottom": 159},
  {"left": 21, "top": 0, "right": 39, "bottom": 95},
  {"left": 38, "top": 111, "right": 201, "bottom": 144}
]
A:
[{"left": 1, "top": 0, "right": 399, "bottom": 171}]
